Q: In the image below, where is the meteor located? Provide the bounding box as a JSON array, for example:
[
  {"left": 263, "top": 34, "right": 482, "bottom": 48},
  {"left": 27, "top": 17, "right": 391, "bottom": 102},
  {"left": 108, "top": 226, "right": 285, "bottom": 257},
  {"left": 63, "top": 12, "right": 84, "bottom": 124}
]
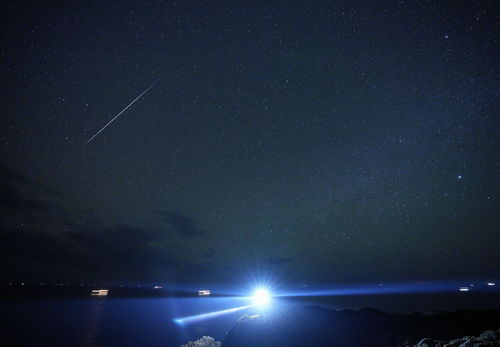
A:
[{"left": 84, "top": 77, "right": 162, "bottom": 145}]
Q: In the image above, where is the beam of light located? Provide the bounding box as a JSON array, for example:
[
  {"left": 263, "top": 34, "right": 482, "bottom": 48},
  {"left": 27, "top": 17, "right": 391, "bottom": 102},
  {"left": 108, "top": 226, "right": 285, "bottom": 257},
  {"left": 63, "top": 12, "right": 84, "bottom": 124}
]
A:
[
  {"left": 276, "top": 281, "right": 498, "bottom": 298},
  {"left": 85, "top": 77, "right": 163, "bottom": 145},
  {"left": 173, "top": 304, "right": 253, "bottom": 325}
]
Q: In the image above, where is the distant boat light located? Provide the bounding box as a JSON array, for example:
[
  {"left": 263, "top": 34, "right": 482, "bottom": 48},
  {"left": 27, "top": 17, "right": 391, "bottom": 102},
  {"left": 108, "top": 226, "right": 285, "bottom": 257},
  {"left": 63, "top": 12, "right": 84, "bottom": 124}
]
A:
[
  {"left": 198, "top": 290, "right": 211, "bottom": 296},
  {"left": 91, "top": 289, "right": 109, "bottom": 296},
  {"left": 459, "top": 287, "right": 469, "bottom": 292},
  {"left": 154, "top": 285, "right": 162, "bottom": 289},
  {"left": 487, "top": 282, "right": 495, "bottom": 286}
]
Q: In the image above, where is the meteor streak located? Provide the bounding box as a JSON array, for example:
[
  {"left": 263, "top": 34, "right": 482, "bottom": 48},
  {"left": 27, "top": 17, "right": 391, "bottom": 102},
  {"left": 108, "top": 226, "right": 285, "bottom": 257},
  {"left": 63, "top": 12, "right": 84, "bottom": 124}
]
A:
[{"left": 85, "top": 77, "right": 162, "bottom": 145}]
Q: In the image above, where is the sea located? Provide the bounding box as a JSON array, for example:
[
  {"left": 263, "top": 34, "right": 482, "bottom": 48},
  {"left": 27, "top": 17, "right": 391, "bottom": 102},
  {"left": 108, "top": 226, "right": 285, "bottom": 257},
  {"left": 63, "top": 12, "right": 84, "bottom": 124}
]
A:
[{"left": 2, "top": 290, "right": 499, "bottom": 346}]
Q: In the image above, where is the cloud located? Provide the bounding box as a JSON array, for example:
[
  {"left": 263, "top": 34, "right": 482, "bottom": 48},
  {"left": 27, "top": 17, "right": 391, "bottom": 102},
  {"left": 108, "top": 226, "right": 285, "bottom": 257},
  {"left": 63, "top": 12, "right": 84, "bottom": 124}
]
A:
[
  {"left": 157, "top": 211, "right": 205, "bottom": 237},
  {"left": 261, "top": 256, "right": 291, "bottom": 266},
  {"left": 0, "top": 165, "right": 60, "bottom": 196},
  {"left": 1, "top": 222, "right": 183, "bottom": 281},
  {"left": 0, "top": 184, "right": 51, "bottom": 214},
  {"left": 0, "top": 165, "right": 212, "bottom": 282},
  {"left": 0, "top": 164, "right": 67, "bottom": 225},
  {"left": 0, "top": 165, "right": 185, "bottom": 280},
  {"left": 68, "top": 224, "right": 178, "bottom": 268},
  {"left": 203, "top": 249, "right": 216, "bottom": 258},
  {"left": 369, "top": 256, "right": 384, "bottom": 266},
  {"left": 0, "top": 226, "right": 76, "bottom": 264}
]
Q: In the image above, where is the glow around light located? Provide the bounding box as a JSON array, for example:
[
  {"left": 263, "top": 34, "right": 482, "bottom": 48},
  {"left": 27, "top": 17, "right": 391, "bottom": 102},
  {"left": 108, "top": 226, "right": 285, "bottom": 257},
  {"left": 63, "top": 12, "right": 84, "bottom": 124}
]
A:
[
  {"left": 172, "top": 286, "right": 273, "bottom": 325},
  {"left": 252, "top": 288, "right": 271, "bottom": 306}
]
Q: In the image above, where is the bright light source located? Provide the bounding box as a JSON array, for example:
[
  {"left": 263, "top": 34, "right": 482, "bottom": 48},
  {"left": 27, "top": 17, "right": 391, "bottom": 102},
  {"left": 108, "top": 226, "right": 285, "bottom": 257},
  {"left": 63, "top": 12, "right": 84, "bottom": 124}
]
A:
[
  {"left": 487, "top": 282, "right": 495, "bottom": 286},
  {"left": 252, "top": 288, "right": 271, "bottom": 306},
  {"left": 459, "top": 287, "right": 469, "bottom": 292}
]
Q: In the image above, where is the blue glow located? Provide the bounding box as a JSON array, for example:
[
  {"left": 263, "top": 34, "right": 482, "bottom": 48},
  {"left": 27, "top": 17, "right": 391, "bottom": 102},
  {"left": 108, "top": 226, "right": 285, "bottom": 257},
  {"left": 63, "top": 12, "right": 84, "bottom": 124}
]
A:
[
  {"left": 171, "top": 280, "right": 498, "bottom": 325},
  {"left": 172, "top": 286, "right": 274, "bottom": 324},
  {"left": 276, "top": 281, "right": 499, "bottom": 298},
  {"left": 173, "top": 304, "right": 253, "bottom": 324}
]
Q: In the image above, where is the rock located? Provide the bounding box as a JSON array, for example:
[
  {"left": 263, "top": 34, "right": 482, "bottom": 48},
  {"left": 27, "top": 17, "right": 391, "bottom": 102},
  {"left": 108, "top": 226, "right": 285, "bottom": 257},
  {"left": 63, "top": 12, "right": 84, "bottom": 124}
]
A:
[
  {"left": 236, "top": 313, "right": 259, "bottom": 323},
  {"left": 221, "top": 305, "right": 500, "bottom": 347},
  {"left": 443, "top": 338, "right": 465, "bottom": 346},
  {"left": 413, "top": 329, "right": 500, "bottom": 347},
  {"left": 414, "top": 337, "right": 444, "bottom": 347},
  {"left": 477, "top": 329, "right": 496, "bottom": 341},
  {"left": 182, "top": 335, "right": 221, "bottom": 347}
]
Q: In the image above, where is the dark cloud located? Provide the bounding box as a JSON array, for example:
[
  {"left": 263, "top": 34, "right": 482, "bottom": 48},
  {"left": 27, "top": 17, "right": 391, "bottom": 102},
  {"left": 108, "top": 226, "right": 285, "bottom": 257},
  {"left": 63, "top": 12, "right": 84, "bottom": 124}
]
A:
[
  {"left": 0, "top": 226, "right": 76, "bottom": 264},
  {"left": 69, "top": 224, "right": 175, "bottom": 266},
  {"left": 0, "top": 164, "right": 69, "bottom": 225},
  {"left": 0, "top": 165, "right": 185, "bottom": 281},
  {"left": 262, "top": 256, "right": 291, "bottom": 266},
  {"left": 1, "top": 222, "right": 183, "bottom": 281},
  {"left": 157, "top": 211, "right": 205, "bottom": 237},
  {"left": 0, "top": 165, "right": 59, "bottom": 196},
  {"left": 369, "top": 256, "right": 384, "bottom": 266},
  {"left": 0, "top": 184, "right": 51, "bottom": 215},
  {"left": 203, "top": 249, "right": 216, "bottom": 259}
]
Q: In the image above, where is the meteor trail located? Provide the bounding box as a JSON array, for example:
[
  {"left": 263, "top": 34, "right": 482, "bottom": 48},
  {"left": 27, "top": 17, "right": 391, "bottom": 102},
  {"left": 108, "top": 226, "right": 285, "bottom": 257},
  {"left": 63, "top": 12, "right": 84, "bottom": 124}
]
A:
[{"left": 85, "top": 77, "right": 162, "bottom": 145}]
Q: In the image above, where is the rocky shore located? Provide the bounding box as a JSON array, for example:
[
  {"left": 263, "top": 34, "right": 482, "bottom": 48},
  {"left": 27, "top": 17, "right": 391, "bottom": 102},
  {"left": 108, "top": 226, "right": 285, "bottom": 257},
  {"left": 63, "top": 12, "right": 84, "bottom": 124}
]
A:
[{"left": 184, "top": 306, "right": 500, "bottom": 346}]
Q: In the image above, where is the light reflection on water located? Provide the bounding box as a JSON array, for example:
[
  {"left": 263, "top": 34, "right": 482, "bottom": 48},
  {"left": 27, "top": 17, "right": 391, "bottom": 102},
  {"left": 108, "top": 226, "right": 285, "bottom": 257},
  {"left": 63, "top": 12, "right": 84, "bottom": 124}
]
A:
[{"left": 82, "top": 298, "right": 106, "bottom": 345}]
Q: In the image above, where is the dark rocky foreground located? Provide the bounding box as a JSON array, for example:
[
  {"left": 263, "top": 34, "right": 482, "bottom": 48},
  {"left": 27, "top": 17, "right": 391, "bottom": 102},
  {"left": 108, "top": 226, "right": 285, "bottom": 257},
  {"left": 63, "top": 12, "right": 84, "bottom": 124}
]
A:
[
  {"left": 412, "top": 329, "right": 500, "bottom": 347},
  {"left": 184, "top": 329, "right": 500, "bottom": 347},
  {"left": 218, "top": 306, "right": 500, "bottom": 347}
]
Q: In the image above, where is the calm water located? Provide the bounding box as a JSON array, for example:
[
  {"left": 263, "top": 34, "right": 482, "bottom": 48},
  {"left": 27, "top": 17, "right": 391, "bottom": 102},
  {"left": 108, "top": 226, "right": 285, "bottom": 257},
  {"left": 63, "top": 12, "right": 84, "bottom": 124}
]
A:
[
  {"left": 2, "top": 293, "right": 499, "bottom": 346},
  {"left": 1, "top": 297, "right": 259, "bottom": 346}
]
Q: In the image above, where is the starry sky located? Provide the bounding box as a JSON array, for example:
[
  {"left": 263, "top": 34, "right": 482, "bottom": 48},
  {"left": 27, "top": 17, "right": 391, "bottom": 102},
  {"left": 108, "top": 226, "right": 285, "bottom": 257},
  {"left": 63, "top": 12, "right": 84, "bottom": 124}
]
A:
[{"left": 1, "top": 1, "right": 498, "bottom": 286}]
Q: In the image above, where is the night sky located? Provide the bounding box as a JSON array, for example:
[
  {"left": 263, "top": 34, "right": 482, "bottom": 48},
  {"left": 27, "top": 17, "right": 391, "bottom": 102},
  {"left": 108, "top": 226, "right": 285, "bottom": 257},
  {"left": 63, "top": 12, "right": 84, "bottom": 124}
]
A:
[{"left": 1, "top": 1, "right": 498, "bottom": 286}]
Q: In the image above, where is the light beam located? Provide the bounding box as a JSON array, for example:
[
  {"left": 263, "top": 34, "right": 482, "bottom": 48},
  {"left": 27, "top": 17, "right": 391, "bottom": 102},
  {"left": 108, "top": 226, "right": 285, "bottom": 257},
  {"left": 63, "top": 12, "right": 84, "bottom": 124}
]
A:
[{"left": 173, "top": 304, "right": 253, "bottom": 324}]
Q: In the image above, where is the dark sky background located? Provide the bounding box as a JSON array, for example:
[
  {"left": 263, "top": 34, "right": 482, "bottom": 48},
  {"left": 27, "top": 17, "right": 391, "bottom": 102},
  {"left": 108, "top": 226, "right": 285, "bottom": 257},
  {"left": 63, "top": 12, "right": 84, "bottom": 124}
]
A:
[{"left": 1, "top": 1, "right": 498, "bottom": 286}]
